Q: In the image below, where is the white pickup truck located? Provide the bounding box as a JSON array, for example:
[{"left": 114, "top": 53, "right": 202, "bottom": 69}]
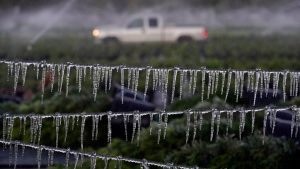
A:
[{"left": 92, "top": 15, "right": 208, "bottom": 43}]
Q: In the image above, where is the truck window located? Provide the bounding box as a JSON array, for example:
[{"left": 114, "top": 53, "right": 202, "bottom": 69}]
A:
[
  {"left": 127, "top": 19, "right": 143, "bottom": 28},
  {"left": 149, "top": 18, "right": 158, "bottom": 28}
]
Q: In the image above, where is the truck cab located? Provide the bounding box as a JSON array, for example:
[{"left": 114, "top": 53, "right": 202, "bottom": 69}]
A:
[{"left": 92, "top": 15, "right": 208, "bottom": 43}]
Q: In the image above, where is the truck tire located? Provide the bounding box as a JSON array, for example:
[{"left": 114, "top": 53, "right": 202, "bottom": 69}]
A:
[
  {"left": 177, "top": 36, "right": 193, "bottom": 43},
  {"left": 103, "top": 37, "right": 120, "bottom": 44}
]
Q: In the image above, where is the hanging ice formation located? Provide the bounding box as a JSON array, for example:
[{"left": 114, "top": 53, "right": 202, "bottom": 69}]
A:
[
  {"left": 1, "top": 106, "right": 299, "bottom": 146},
  {"left": 0, "top": 139, "right": 198, "bottom": 169},
  {"left": 2, "top": 61, "right": 300, "bottom": 107}
]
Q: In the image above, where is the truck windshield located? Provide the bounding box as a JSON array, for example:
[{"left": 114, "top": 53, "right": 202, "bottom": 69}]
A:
[{"left": 127, "top": 19, "right": 143, "bottom": 28}]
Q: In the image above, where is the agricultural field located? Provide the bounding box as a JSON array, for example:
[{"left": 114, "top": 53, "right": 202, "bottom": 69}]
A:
[{"left": 1, "top": 0, "right": 300, "bottom": 169}]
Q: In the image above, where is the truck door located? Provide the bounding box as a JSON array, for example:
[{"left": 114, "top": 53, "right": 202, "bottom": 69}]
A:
[
  {"left": 144, "top": 17, "right": 163, "bottom": 42},
  {"left": 122, "top": 18, "right": 147, "bottom": 43}
]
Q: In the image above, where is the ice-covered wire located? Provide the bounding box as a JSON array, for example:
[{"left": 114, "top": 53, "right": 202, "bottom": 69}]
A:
[
  {"left": 0, "top": 139, "right": 200, "bottom": 169},
  {"left": 1, "top": 60, "right": 300, "bottom": 105}
]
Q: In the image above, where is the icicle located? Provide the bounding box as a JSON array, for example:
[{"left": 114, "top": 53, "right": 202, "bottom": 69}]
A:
[
  {"left": 225, "top": 70, "right": 232, "bottom": 102},
  {"left": 3, "top": 115, "right": 7, "bottom": 140},
  {"left": 65, "top": 64, "right": 72, "bottom": 96},
  {"left": 295, "top": 109, "right": 300, "bottom": 138},
  {"left": 253, "top": 70, "right": 261, "bottom": 106},
  {"left": 120, "top": 66, "right": 125, "bottom": 104},
  {"left": 179, "top": 70, "right": 184, "bottom": 100},
  {"left": 74, "top": 153, "right": 79, "bottom": 169},
  {"left": 210, "top": 110, "right": 216, "bottom": 141},
  {"left": 50, "top": 64, "right": 56, "bottom": 92},
  {"left": 123, "top": 114, "right": 128, "bottom": 141},
  {"left": 21, "top": 144, "right": 25, "bottom": 158},
  {"left": 149, "top": 113, "right": 154, "bottom": 135},
  {"left": 192, "top": 70, "right": 198, "bottom": 95},
  {"left": 127, "top": 68, "right": 132, "bottom": 89},
  {"left": 207, "top": 71, "right": 212, "bottom": 99},
  {"left": 78, "top": 66, "right": 83, "bottom": 93},
  {"left": 214, "top": 71, "right": 219, "bottom": 94},
  {"left": 171, "top": 68, "right": 178, "bottom": 103},
  {"left": 14, "top": 142, "right": 18, "bottom": 169},
  {"left": 21, "top": 63, "right": 28, "bottom": 86},
  {"left": 240, "top": 71, "right": 245, "bottom": 98},
  {"left": 35, "top": 63, "right": 40, "bottom": 80},
  {"left": 40, "top": 62, "right": 46, "bottom": 102},
  {"left": 58, "top": 64, "right": 66, "bottom": 95},
  {"left": 9, "top": 144, "right": 12, "bottom": 166},
  {"left": 50, "top": 150, "right": 54, "bottom": 166},
  {"left": 90, "top": 153, "right": 97, "bottom": 169},
  {"left": 80, "top": 115, "right": 86, "bottom": 149},
  {"left": 260, "top": 71, "right": 264, "bottom": 99},
  {"left": 95, "top": 115, "right": 99, "bottom": 140},
  {"left": 188, "top": 70, "right": 193, "bottom": 94},
  {"left": 264, "top": 72, "right": 271, "bottom": 97},
  {"left": 131, "top": 114, "right": 137, "bottom": 143},
  {"left": 13, "top": 62, "right": 21, "bottom": 94},
  {"left": 201, "top": 69, "right": 206, "bottom": 101},
  {"left": 137, "top": 114, "right": 142, "bottom": 145},
  {"left": 157, "top": 112, "right": 163, "bottom": 144},
  {"left": 104, "top": 67, "right": 109, "bottom": 93},
  {"left": 198, "top": 111, "right": 203, "bottom": 132},
  {"left": 37, "top": 146, "right": 42, "bottom": 169},
  {"left": 282, "top": 71, "right": 288, "bottom": 102},
  {"left": 116, "top": 156, "right": 122, "bottom": 169},
  {"left": 108, "top": 67, "right": 113, "bottom": 91},
  {"left": 192, "top": 111, "right": 198, "bottom": 142},
  {"left": 239, "top": 110, "right": 246, "bottom": 140},
  {"left": 134, "top": 68, "right": 140, "bottom": 100},
  {"left": 211, "top": 71, "right": 216, "bottom": 95},
  {"left": 107, "top": 111, "right": 112, "bottom": 144},
  {"left": 65, "top": 148, "right": 70, "bottom": 169},
  {"left": 54, "top": 115, "right": 62, "bottom": 147},
  {"left": 262, "top": 108, "right": 269, "bottom": 144},
  {"left": 221, "top": 71, "right": 226, "bottom": 95},
  {"left": 216, "top": 111, "right": 221, "bottom": 139},
  {"left": 63, "top": 116, "right": 69, "bottom": 144},
  {"left": 185, "top": 110, "right": 191, "bottom": 144},
  {"left": 37, "top": 117, "right": 42, "bottom": 145},
  {"left": 226, "top": 111, "right": 230, "bottom": 136},
  {"left": 291, "top": 109, "right": 296, "bottom": 138},
  {"left": 270, "top": 110, "right": 277, "bottom": 134},
  {"left": 163, "top": 113, "right": 168, "bottom": 139},
  {"left": 144, "top": 67, "right": 151, "bottom": 101},
  {"left": 47, "top": 150, "right": 51, "bottom": 166},
  {"left": 251, "top": 110, "right": 255, "bottom": 134}
]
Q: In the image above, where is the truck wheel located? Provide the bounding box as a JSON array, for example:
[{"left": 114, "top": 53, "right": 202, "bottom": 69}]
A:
[
  {"left": 103, "top": 37, "right": 120, "bottom": 44},
  {"left": 177, "top": 36, "right": 193, "bottom": 43}
]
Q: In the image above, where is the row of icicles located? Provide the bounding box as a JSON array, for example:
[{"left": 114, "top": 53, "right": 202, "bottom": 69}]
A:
[
  {"left": 2, "top": 106, "right": 300, "bottom": 150},
  {"left": 2, "top": 61, "right": 300, "bottom": 107},
  {"left": 0, "top": 139, "right": 199, "bottom": 169}
]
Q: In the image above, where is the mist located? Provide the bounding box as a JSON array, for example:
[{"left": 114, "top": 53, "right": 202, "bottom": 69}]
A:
[{"left": 1, "top": 0, "right": 300, "bottom": 40}]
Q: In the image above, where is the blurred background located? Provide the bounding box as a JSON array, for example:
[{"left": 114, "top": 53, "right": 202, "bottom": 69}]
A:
[{"left": 1, "top": 0, "right": 300, "bottom": 168}]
